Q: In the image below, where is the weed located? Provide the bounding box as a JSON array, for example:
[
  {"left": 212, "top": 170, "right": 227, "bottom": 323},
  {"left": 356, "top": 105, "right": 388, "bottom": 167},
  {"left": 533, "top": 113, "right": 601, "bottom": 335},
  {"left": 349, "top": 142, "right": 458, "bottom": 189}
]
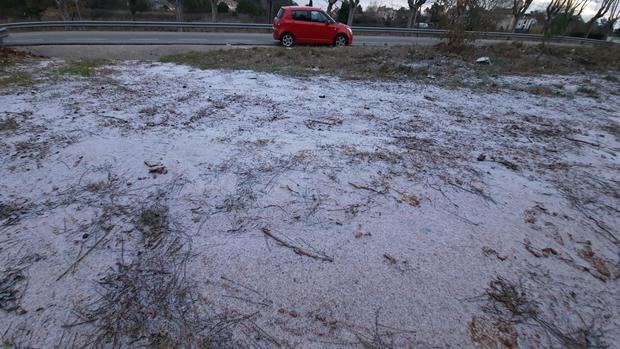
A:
[
  {"left": 136, "top": 205, "right": 169, "bottom": 248},
  {"left": 74, "top": 261, "right": 233, "bottom": 348},
  {"left": 0, "top": 268, "right": 26, "bottom": 313},
  {"left": 160, "top": 44, "right": 620, "bottom": 82},
  {"left": 0, "top": 72, "right": 33, "bottom": 88},
  {"left": 14, "top": 138, "right": 49, "bottom": 161},
  {"left": 0, "top": 201, "right": 28, "bottom": 226},
  {"left": 485, "top": 277, "right": 538, "bottom": 319},
  {"left": 577, "top": 85, "right": 598, "bottom": 97},
  {"left": 0, "top": 48, "right": 29, "bottom": 70},
  {"left": 52, "top": 59, "right": 109, "bottom": 78},
  {"left": 0, "top": 117, "right": 18, "bottom": 131},
  {"left": 527, "top": 85, "right": 557, "bottom": 96},
  {"left": 483, "top": 277, "right": 609, "bottom": 349}
]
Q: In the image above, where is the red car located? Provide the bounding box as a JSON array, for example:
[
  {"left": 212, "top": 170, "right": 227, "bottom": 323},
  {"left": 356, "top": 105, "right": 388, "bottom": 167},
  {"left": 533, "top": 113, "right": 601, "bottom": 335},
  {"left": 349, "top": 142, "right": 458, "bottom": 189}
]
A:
[{"left": 272, "top": 6, "right": 353, "bottom": 47}]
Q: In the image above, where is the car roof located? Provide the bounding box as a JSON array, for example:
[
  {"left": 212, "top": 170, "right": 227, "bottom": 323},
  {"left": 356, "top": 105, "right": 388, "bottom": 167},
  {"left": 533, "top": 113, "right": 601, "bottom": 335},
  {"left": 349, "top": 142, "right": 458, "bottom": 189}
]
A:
[{"left": 282, "top": 6, "right": 323, "bottom": 11}]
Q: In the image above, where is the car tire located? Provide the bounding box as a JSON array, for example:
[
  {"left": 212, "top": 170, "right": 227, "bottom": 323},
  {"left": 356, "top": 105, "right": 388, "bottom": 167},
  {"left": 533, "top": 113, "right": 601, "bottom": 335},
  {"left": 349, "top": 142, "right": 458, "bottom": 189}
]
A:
[
  {"left": 281, "top": 33, "right": 295, "bottom": 47},
  {"left": 334, "top": 34, "right": 347, "bottom": 47}
]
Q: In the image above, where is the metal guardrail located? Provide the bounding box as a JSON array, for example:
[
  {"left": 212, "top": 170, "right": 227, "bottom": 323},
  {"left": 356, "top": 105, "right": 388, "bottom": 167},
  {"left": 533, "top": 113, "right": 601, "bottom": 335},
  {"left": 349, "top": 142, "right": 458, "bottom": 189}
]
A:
[
  {"left": 0, "top": 20, "right": 613, "bottom": 46},
  {"left": 0, "top": 27, "right": 8, "bottom": 46}
]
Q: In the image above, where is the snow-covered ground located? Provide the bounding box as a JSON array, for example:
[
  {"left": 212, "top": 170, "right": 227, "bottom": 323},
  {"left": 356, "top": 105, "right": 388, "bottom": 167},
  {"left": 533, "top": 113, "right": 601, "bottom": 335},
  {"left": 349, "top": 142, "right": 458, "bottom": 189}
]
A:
[{"left": 1, "top": 61, "right": 619, "bottom": 348}]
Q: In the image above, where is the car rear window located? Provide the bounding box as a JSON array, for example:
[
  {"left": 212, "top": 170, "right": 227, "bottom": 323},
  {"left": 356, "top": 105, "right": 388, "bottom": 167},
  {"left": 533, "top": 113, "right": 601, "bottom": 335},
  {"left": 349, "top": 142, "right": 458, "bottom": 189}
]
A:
[
  {"left": 291, "top": 10, "right": 310, "bottom": 21},
  {"left": 276, "top": 8, "right": 284, "bottom": 19}
]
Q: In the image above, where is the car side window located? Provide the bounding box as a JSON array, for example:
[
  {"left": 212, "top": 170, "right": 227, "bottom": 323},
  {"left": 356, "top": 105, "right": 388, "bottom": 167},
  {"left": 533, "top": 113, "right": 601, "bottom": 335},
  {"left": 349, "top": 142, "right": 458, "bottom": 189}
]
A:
[
  {"left": 276, "top": 8, "right": 284, "bottom": 19},
  {"left": 291, "top": 10, "right": 310, "bottom": 21},
  {"left": 310, "top": 11, "right": 328, "bottom": 23}
]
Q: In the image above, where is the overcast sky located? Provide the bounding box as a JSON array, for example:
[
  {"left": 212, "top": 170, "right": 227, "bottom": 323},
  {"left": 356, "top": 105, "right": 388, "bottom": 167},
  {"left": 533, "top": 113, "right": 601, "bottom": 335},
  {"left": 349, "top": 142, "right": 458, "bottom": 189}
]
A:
[{"left": 312, "top": 0, "right": 605, "bottom": 21}]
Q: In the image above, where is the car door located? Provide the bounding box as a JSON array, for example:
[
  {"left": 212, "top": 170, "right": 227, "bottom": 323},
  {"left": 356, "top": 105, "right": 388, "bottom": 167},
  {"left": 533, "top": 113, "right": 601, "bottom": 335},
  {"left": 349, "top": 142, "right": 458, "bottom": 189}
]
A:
[
  {"left": 290, "top": 10, "right": 312, "bottom": 43},
  {"left": 308, "top": 10, "right": 332, "bottom": 43}
]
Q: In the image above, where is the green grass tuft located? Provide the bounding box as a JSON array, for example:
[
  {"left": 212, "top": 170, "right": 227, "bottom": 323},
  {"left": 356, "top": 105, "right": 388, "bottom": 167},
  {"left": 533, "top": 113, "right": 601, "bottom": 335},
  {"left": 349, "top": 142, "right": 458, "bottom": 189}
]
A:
[{"left": 0, "top": 72, "right": 33, "bottom": 88}]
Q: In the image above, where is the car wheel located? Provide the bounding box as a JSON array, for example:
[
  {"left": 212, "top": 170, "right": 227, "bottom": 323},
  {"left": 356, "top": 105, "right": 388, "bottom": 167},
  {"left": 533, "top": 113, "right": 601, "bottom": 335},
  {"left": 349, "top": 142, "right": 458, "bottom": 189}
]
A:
[
  {"left": 334, "top": 34, "right": 347, "bottom": 47},
  {"left": 281, "top": 33, "right": 295, "bottom": 47}
]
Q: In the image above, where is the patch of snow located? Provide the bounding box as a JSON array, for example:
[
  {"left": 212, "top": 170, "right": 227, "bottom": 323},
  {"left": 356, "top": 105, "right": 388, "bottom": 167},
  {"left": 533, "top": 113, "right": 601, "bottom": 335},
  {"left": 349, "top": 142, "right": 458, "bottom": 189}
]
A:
[{"left": 1, "top": 61, "right": 619, "bottom": 348}]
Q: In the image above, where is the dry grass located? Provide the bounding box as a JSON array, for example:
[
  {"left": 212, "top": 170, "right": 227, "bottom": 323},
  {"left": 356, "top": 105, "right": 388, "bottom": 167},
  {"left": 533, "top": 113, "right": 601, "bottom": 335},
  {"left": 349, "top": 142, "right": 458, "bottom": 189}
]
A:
[
  {"left": 136, "top": 205, "right": 170, "bottom": 249},
  {"left": 483, "top": 277, "right": 609, "bottom": 349},
  {"left": 73, "top": 260, "right": 232, "bottom": 349},
  {"left": 50, "top": 59, "right": 111, "bottom": 78},
  {"left": 0, "top": 48, "right": 30, "bottom": 70},
  {"left": 53, "top": 182, "right": 256, "bottom": 348},
  {"left": 0, "top": 71, "right": 33, "bottom": 88},
  {"left": 160, "top": 43, "right": 620, "bottom": 82},
  {"left": 485, "top": 277, "right": 538, "bottom": 319},
  {"left": 0, "top": 268, "right": 26, "bottom": 313},
  {"left": 0, "top": 117, "right": 18, "bottom": 132}
]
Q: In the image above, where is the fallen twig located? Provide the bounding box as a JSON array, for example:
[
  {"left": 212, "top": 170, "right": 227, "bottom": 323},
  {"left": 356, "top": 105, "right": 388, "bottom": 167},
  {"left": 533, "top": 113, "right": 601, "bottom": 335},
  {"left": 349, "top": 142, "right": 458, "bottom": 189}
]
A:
[
  {"left": 261, "top": 227, "right": 333, "bottom": 262},
  {"left": 445, "top": 180, "right": 496, "bottom": 204},
  {"left": 563, "top": 136, "right": 600, "bottom": 148},
  {"left": 100, "top": 115, "right": 129, "bottom": 123},
  {"left": 349, "top": 182, "right": 388, "bottom": 195},
  {"left": 56, "top": 229, "right": 111, "bottom": 281}
]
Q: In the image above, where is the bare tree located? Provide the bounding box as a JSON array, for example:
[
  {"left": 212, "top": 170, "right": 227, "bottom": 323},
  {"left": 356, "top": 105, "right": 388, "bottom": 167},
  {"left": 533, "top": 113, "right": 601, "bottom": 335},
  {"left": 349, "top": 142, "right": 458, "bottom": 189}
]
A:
[
  {"left": 543, "top": 0, "right": 567, "bottom": 39},
  {"left": 542, "top": 0, "right": 587, "bottom": 41},
  {"left": 211, "top": 0, "right": 218, "bottom": 22},
  {"left": 327, "top": 0, "right": 339, "bottom": 14},
  {"left": 175, "top": 0, "right": 183, "bottom": 21},
  {"left": 584, "top": 0, "right": 617, "bottom": 37},
  {"left": 74, "top": 0, "right": 82, "bottom": 20},
  {"left": 561, "top": 0, "right": 589, "bottom": 34},
  {"left": 444, "top": 0, "right": 478, "bottom": 48},
  {"left": 509, "top": 0, "right": 533, "bottom": 31},
  {"left": 347, "top": 0, "right": 360, "bottom": 26},
  {"left": 603, "top": 0, "right": 620, "bottom": 37},
  {"left": 128, "top": 0, "right": 139, "bottom": 20},
  {"left": 408, "top": 0, "right": 428, "bottom": 28},
  {"left": 55, "top": 0, "right": 69, "bottom": 21}
]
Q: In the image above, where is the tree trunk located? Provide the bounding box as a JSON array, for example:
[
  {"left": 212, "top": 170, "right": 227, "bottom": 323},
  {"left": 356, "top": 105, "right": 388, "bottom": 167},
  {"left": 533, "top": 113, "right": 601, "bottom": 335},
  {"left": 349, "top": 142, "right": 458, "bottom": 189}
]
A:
[
  {"left": 327, "top": 1, "right": 336, "bottom": 14},
  {"left": 176, "top": 0, "right": 182, "bottom": 21},
  {"left": 268, "top": 0, "right": 273, "bottom": 23},
  {"left": 584, "top": 20, "right": 595, "bottom": 38},
  {"left": 347, "top": 3, "right": 356, "bottom": 26},
  {"left": 509, "top": 15, "right": 517, "bottom": 32},
  {"left": 603, "top": 21, "right": 615, "bottom": 39},
  {"left": 74, "top": 0, "right": 82, "bottom": 20},
  {"left": 55, "top": 0, "right": 69, "bottom": 21},
  {"left": 211, "top": 0, "right": 217, "bottom": 22},
  {"left": 407, "top": 8, "right": 414, "bottom": 28},
  {"left": 176, "top": 0, "right": 183, "bottom": 31},
  {"left": 412, "top": 8, "right": 419, "bottom": 28}
]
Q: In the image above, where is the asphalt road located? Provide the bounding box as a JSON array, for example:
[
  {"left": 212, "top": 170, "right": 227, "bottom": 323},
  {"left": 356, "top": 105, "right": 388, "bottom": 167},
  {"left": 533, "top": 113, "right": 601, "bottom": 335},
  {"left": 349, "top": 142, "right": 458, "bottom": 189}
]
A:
[{"left": 4, "top": 31, "right": 448, "bottom": 46}]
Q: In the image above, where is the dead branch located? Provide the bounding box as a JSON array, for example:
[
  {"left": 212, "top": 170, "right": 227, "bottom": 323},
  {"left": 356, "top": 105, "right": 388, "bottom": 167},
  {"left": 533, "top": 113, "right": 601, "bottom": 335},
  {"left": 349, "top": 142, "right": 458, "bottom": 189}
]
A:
[
  {"left": 261, "top": 227, "right": 333, "bottom": 262},
  {"left": 349, "top": 182, "right": 388, "bottom": 195},
  {"left": 56, "top": 229, "right": 112, "bottom": 281},
  {"left": 563, "top": 136, "right": 601, "bottom": 148}
]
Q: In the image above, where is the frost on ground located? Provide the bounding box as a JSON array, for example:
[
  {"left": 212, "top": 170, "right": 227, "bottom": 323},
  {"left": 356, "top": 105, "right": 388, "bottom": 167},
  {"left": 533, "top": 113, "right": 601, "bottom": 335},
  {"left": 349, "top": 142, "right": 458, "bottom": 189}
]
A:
[{"left": 0, "top": 60, "right": 619, "bottom": 349}]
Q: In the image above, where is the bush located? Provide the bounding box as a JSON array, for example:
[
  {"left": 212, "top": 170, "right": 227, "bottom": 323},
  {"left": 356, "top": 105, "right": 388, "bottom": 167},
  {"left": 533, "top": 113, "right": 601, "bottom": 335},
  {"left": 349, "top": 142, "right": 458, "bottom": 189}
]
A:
[
  {"left": 184, "top": 0, "right": 212, "bottom": 13},
  {"left": 217, "top": 1, "right": 229, "bottom": 13},
  {"left": 236, "top": 0, "right": 262, "bottom": 16}
]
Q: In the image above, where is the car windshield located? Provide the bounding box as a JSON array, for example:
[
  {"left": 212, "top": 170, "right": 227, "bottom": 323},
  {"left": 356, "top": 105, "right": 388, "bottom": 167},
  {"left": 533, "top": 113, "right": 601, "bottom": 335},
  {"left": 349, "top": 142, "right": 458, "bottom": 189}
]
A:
[
  {"left": 323, "top": 11, "right": 336, "bottom": 23},
  {"left": 310, "top": 11, "right": 328, "bottom": 22}
]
